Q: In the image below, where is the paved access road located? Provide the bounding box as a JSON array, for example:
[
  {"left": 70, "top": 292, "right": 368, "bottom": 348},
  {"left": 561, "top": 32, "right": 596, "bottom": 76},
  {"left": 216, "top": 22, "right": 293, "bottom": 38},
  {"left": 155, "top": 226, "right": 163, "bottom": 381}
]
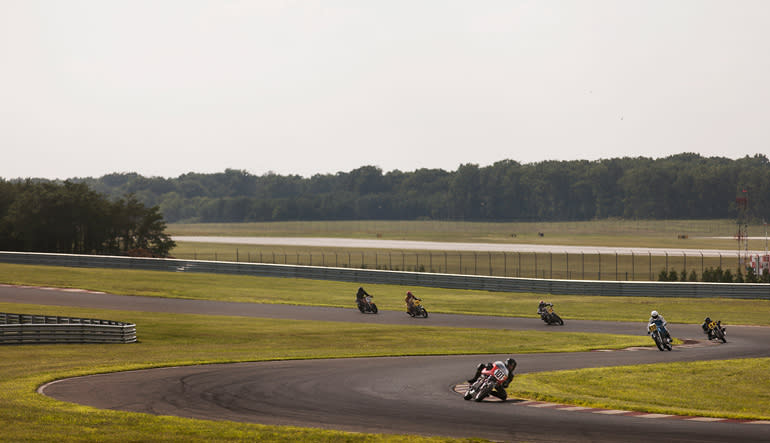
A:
[
  {"left": 173, "top": 235, "right": 764, "bottom": 257},
  {"left": 3, "top": 286, "right": 768, "bottom": 442}
]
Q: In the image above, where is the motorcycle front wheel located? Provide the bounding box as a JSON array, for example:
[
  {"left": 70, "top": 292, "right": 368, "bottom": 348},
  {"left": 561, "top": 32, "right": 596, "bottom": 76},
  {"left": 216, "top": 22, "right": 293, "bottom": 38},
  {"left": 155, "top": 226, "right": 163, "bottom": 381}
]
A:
[
  {"left": 474, "top": 382, "right": 494, "bottom": 402},
  {"left": 421, "top": 308, "right": 428, "bottom": 318},
  {"left": 371, "top": 303, "right": 378, "bottom": 314},
  {"left": 653, "top": 334, "right": 665, "bottom": 351}
]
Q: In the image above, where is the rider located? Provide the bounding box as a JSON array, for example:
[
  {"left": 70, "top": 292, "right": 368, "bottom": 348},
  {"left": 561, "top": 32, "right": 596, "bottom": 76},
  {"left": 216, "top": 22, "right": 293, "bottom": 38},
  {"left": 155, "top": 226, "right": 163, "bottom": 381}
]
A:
[
  {"left": 537, "top": 300, "right": 553, "bottom": 319},
  {"left": 648, "top": 310, "right": 672, "bottom": 343},
  {"left": 405, "top": 291, "right": 418, "bottom": 315},
  {"left": 701, "top": 316, "right": 713, "bottom": 339},
  {"left": 466, "top": 358, "right": 517, "bottom": 401},
  {"left": 355, "top": 287, "right": 370, "bottom": 309},
  {"left": 701, "top": 316, "right": 724, "bottom": 339}
]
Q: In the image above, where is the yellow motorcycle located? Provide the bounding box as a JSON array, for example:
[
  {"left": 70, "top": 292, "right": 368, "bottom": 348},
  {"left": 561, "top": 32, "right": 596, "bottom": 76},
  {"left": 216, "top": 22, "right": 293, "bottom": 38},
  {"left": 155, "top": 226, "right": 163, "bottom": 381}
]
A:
[
  {"left": 407, "top": 298, "right": 428, "bottom": 318},
  {"left": 707, "top": 320, "right": 727, "bottom": 343}
]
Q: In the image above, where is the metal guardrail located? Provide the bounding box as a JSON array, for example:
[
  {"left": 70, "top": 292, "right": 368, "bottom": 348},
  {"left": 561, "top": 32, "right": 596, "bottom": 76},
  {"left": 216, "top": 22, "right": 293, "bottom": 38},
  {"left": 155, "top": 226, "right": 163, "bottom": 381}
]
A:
[
  {"left": 0, "top": 312, "right": 137, "bottom": 344},
  {"left": 0, "top": 251, "right": 769, "bottom": 300}
]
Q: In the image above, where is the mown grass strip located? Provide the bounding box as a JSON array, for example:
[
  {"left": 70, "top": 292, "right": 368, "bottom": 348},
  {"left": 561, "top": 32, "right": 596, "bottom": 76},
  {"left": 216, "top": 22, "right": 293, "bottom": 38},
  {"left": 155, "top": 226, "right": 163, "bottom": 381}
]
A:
[
  {"left": 2, "top": 263, "right": 769, "bottom": 326},
  {"left": 0, "top": 302, "right": 647, "bottom": 442},
  {"left": 508, "top": 358, "right": 770, "bottom": 420}
]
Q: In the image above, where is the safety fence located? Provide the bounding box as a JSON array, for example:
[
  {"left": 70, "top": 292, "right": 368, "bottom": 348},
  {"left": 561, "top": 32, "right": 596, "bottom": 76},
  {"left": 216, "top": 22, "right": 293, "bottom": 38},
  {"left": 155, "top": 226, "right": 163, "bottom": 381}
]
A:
[
  {"left": 0, "top": 312, "right": 137, "bottom": 344},
  {"left": 172, "top": 248, "right": 746, "bottom": 282},
  {"left": 1, "top": 251, "right": 769, "bottom": 299}
]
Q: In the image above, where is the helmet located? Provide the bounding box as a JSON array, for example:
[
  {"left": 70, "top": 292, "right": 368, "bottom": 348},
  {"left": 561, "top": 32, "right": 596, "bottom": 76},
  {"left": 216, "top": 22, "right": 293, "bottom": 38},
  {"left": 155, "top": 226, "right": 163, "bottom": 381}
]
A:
[
  {"left": 407, "top": 291, "right": 413, "bottom": 296},
  {"left": 505, "top": 358, "right": 517, "bottom": 371},
  {"left": 651, "top": 310, "right": 659, "bottom": 318}
]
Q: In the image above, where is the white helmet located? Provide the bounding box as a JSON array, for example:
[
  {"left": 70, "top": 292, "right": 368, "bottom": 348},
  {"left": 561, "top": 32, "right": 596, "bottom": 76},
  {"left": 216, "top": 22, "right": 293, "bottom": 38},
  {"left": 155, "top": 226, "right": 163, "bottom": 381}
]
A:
[{"left": 651, "top": 310, "right": 659, "bottom": 318}]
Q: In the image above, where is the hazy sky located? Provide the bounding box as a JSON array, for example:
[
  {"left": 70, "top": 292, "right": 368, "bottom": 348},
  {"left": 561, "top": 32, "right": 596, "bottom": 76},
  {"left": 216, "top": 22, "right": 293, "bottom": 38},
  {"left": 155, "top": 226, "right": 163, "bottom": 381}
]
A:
[{"left": 2, "top": 1, "right": 769, "bottom": 180}]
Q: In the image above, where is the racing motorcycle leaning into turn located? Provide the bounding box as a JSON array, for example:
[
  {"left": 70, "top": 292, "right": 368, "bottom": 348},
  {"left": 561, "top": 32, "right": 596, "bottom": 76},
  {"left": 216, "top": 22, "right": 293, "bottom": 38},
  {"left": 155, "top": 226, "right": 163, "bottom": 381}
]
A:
[
  {"left": 407, "top": 297, "right": 428, "bottom": 318},
  {"left": 648, "top": 322, "right": 672, "bottom": 351},
  {"left": 357, "top": 294, "right": 378, "bottom": 314},
  {"left": 464, "top": 359, "right": 515, "bottom": 402}
]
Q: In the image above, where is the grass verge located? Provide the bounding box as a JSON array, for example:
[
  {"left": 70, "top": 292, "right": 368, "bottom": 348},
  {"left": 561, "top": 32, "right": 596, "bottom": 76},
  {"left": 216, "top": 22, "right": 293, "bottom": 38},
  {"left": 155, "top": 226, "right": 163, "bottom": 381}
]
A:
[
  {"left": 508, "top": 358, "right": 770, "bottom": 420},
  {"left": 1, "top": 302, "right": 649, "bottom": 442},
  {"left": 2, "top": 263, "right": 769, "bottom": 326}
]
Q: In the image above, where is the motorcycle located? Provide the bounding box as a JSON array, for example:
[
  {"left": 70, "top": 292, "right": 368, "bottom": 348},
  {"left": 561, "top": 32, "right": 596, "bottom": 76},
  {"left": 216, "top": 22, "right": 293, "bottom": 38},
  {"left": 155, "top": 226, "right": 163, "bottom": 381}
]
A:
[
  {"left": 648, "top": 322, "right": 672, "bottom": 351},
  {"left": 407, "top": 298, "right": 428, "bottom": 318},
  {"left": 357, "top": 295, "right": 378, "bottom": 314},
  {"left": 540, "top": 305, "right": 564, "bottom": 326},
  {"left": 707, "top": 320, "right": 727, "bottom": 343},
  {"left": 464, "top": 362, "right": 508, "bottom": 402}
]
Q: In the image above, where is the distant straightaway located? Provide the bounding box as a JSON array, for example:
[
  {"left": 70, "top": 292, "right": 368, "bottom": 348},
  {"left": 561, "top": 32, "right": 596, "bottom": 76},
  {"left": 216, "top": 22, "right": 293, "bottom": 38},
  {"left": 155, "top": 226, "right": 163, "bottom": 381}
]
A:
[{"left": 173, "top": 235, "right": 759, "bottom": 257}]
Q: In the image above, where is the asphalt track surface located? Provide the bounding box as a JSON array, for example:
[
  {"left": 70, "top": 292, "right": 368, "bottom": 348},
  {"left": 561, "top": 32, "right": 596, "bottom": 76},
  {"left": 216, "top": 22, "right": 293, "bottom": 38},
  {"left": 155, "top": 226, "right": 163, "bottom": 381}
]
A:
[
  {"left": 174, "top": 235, "right": 766, "bottom": 257},
  {"left": 3, "top": 286, "right": 769, "bottom": 442}
]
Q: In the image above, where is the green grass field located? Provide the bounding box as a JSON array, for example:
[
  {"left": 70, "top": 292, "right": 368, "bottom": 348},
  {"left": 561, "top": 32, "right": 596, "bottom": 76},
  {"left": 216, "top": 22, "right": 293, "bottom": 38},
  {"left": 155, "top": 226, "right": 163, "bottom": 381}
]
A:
[
  {"left": 0, "top": 301, "right": 648, "bottom": 442},
  {"left": 2, "top": 256, "right": 770, "bottom": 440},
  {"left": 509, "top": 358, "right": 770, "bottom": 420},
  {"left": 2, "top": 263, "right": 769, "bottom": 326}
]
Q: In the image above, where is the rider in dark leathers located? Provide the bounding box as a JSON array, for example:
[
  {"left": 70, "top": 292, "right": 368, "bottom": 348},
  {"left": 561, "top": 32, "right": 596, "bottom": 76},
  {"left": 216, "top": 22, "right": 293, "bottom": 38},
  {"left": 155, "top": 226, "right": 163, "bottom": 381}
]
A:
[
  {"left": 355, "top": 287, "right": 370, "bottom": 310},
  {"left": 702, "top": 316, "right": 725, "bottom": 340},
  {"left": 537, "top": 300, "right": 553, "bottom": 320},
  {"left": 467, "top": 358, "right": 517, "bottom": 401}
]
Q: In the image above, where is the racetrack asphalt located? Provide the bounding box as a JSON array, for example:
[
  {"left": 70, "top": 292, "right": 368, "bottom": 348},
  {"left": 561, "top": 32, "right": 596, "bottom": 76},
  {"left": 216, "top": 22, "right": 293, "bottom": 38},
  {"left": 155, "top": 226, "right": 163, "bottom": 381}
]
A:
[
  {"left": 3, "top": 285, "right": 769, "bottom": 442},
  {"left": 173, "top": 235, "right": 766, "bottom": 257}
]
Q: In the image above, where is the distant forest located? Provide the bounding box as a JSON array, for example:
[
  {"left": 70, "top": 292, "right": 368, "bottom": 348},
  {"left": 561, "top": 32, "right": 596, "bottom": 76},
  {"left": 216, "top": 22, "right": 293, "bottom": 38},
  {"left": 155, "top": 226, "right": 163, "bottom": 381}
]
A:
[
  {"left": 23, "top": 153, "right": 770, "bottom": 223},
  {"left": 0, "top": 181, "right": 175, "bottom": 256}
]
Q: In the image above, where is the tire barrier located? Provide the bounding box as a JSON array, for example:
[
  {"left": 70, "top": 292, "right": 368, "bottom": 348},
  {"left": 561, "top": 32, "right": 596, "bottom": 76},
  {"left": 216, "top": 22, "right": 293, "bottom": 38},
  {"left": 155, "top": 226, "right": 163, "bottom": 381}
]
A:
[
  {"left": 0, "top": 312, "right": 136, "bottom": 344},
  {"left": 0, "top": 251, "right": 768, "bottom": 299}
]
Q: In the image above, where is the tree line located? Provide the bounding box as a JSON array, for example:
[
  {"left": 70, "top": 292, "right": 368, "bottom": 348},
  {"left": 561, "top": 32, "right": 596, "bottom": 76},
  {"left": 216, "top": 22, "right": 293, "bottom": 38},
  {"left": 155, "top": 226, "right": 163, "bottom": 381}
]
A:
[
  {"left": 61, "top": 153, "right": 768, "bottom": 223},
  {"left": 0, "top": 180, "right": 175, "bottom": 256},
  {"left": 8, "top": 153, "right": 769, "bottom": 224}
]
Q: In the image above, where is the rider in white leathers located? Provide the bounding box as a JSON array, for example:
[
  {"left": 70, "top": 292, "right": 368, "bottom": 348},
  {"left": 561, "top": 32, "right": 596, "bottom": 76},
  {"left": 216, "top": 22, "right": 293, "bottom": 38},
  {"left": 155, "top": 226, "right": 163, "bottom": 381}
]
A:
[{"left": 648, "top": 310, "right": 672, "bottom": 343}]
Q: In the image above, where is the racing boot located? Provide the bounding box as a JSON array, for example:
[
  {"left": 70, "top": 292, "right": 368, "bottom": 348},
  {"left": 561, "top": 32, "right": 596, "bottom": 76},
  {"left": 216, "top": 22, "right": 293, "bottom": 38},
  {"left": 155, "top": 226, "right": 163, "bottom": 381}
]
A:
[{"left": 491, "top": 387, "right": 508, "bottom": 401}]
